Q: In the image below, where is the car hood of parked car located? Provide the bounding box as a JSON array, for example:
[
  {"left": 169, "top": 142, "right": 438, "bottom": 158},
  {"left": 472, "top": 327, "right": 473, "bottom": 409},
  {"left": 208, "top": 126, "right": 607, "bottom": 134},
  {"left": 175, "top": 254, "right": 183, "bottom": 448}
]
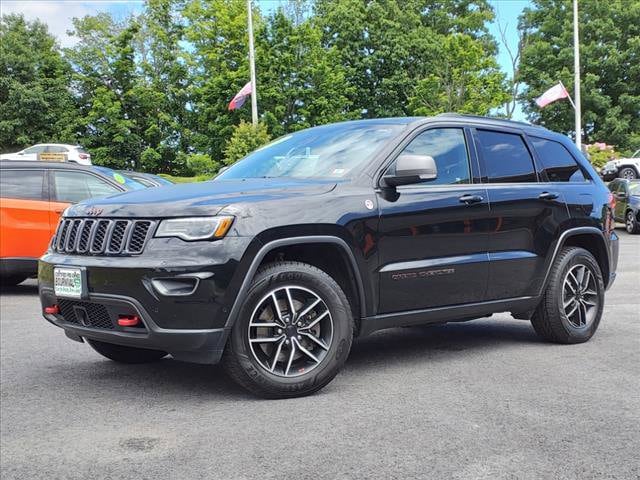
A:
[{"left": 64, "top": 177, "right": 338, "bottom": 218}]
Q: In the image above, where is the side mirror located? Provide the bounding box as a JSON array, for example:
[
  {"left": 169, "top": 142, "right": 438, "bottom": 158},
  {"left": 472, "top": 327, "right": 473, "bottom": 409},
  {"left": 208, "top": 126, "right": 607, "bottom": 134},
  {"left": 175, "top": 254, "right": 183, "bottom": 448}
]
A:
[{"left": 384, "top": 154, "right": 437, "bottom": 187}]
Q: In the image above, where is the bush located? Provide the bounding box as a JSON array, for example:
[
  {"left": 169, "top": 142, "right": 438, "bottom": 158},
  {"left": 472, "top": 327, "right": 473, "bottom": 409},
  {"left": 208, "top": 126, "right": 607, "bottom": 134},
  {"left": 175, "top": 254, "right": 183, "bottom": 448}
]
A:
[
  {"left": 586, "top": 143, "right": 619, "bottom": 169},
  {"left": 185, "top": 153, "right": 219, "bottom": 176},
  {"left": 223, "top": 121, "right": 271, "bottom": 166}
]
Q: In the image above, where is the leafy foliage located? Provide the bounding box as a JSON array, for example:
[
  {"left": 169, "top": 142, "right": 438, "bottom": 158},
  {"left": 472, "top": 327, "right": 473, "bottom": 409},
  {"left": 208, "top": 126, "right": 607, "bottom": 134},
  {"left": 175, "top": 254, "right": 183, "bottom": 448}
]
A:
[
  {"left": 223, "top": 121, "right": 271, "bottom": 166},
  {"left": 0, "top": 15, "right": 76, "bottom": 151},
  {"left": 1, "top": 0, "right": 637, "bottom": 172},
  {"left": 185, "top": 153, "right": 220, "bottom": 175},
  {"left": 519, "top": 0, "right": 640, "bottom": 152}
]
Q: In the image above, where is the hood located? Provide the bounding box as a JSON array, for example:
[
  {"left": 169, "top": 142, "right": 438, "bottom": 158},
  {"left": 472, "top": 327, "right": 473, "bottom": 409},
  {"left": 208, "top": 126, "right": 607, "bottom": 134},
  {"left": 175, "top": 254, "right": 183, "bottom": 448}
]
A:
[{"left": 66, "top": 178, "right": 337, "bottom": 218}]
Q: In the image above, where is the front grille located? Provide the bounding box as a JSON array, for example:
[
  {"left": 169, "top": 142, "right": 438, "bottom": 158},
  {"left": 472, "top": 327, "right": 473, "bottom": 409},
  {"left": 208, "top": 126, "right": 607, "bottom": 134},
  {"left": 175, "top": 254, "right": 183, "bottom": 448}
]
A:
[
  {"left": 58, "top": 300, "right": 114, "bottom": 330},
  {"left": 53, "top": 218, "right": 155, "bottom": 256}
]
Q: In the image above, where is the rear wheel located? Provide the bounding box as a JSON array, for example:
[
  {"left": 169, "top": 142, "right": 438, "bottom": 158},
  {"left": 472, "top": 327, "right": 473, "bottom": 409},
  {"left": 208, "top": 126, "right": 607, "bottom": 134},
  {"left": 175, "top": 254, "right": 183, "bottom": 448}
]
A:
[
  {"left": 223, "top": 261, "right": 353, "bottom": 398},
  {"left": 619, "top": 167, "right": 638, "bottom": 180},
  {"left": 87, "top": 339, "right": 167, "bottom": 364},
  {"left": 625, "top": 210, "right": 640, "bottom": 234},
  {"left": 531, "top": 247, "right": 604, "bottom": 344}
]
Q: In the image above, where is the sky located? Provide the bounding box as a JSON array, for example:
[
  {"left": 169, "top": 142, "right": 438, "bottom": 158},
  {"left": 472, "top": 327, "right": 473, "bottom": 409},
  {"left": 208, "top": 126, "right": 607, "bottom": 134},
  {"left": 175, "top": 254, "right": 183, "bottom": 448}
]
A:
[{"left": 0, "top": 0, "right": 531, "bottom": 121}]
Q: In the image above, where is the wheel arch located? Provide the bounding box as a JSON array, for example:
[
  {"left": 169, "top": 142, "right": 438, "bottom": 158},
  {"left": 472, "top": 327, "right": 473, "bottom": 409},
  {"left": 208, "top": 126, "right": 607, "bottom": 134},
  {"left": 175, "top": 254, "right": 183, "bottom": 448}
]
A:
[
  {"left": 540, "top": 227, "right": 611, "bottom": 292},
  {"left": 223, "top": 236, "right": 367, "bottom": 334}
]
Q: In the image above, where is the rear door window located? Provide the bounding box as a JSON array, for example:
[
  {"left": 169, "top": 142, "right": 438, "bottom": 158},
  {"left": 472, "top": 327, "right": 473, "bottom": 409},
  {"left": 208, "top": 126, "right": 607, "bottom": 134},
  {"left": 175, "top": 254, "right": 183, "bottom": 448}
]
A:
[
  {"left": 531, "top": 137, "right": 587, "bottom": 182},
  {"left": 53, "top": 171, "right": 121, "bottom": 203},
  {"left": 0, "top": 169, "right": 46, "bottom": 200},
  {"left": 475, "top": 130, "right": 537, "bottom": 183}
]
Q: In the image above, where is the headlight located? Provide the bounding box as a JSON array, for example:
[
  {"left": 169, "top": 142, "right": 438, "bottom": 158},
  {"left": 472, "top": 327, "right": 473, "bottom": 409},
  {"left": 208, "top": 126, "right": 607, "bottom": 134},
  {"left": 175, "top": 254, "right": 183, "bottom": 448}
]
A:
[{"left": 155, "top": 216, "right": 234, "bottom": 241}]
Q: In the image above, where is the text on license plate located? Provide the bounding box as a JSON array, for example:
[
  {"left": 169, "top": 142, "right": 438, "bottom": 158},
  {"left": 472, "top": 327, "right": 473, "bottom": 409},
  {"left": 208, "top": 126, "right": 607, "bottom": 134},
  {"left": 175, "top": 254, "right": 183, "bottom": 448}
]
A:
[{"left": 54, "top": 267, "right": 84, "bottom": 298}]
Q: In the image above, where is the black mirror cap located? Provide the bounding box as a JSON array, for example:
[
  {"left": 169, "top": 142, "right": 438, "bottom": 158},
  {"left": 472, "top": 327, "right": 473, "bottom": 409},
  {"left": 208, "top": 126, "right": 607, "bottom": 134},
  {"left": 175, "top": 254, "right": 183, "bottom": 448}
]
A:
[{"left": 384, "top": 154, "right": 437, "bottom": 187}]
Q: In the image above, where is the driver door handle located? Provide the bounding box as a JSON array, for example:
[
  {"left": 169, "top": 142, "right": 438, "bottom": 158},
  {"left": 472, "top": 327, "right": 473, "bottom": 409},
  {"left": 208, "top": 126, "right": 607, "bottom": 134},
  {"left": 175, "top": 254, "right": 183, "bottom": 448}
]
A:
[
  {"left": 539, "top": 191, "right": 559, "bottom": 200},
  {"left": 458, "top": 194, "right": 484, "bottom": 205}
]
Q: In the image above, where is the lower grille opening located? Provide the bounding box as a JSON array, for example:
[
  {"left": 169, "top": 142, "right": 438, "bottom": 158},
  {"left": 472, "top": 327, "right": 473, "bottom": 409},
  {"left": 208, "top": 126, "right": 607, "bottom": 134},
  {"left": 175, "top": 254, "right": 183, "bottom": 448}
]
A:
[{"left": 58, "top": 300, "right": 114, "bottom": 330}]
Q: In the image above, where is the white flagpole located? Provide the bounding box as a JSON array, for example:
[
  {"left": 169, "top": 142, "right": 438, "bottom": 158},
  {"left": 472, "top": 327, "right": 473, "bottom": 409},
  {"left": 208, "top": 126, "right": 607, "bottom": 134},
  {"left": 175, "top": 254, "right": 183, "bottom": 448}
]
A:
[
  {"left": 559, "top": 80, "right": 576, "bottom": 110},
  {"left": 573, "top": 0, "right": 582, "bottom": 150},
  {"left": 247, "top": 0, "right": 258, "bottom": 126}
]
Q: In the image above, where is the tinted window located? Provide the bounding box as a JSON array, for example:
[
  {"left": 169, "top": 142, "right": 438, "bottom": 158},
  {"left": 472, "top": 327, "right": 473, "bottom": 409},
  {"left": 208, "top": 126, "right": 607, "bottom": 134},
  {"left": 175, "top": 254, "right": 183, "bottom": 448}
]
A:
[
  {"left": 53, "top": 171, "right": 120, "bottom": 203},
  {"left": 23, "top": 145, "right": 46, "bottom": 154},
  {"left": 531, "top": 137, "right": 586, "bottom": 182},
  {"left": 393, "top": 128, "right": 470, "bottom": 185},
  {"left": 47, "top": 145, "right": 68, "bottom": 153},
  {"left": 476, "top": 130, "right": 537, "bottom": 183},
  {"left": 0, "top": 169, "right": 45, "bottom": 200}
]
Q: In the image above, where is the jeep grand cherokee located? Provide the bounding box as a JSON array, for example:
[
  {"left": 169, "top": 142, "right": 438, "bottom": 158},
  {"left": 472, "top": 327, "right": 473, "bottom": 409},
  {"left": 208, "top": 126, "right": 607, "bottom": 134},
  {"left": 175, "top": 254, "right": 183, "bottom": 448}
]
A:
[{"left": 38, "top": 114, "right": 619, "bottom": 398}]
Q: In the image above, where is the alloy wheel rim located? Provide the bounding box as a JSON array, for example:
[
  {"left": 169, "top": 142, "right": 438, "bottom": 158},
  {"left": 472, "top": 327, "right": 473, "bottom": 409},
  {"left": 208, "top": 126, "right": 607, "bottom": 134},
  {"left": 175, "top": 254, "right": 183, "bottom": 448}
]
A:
[
  {"left": 626, "top": 212, "right": 634, "bottom": 232},
  {"left": 562, "top": 264, "right": 599, "bottom": 329},
  {"left": 247, "top": 286, "right": 333, "bottom": 377},
  {"left": 622, "top": 170, "right": 635, "bottom": 179}
]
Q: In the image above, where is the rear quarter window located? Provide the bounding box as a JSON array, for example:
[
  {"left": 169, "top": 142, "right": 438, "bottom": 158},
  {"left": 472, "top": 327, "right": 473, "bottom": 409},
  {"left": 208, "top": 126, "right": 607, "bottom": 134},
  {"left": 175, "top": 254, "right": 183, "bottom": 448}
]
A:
[
  {"left": 531, "top": 137, "right": 587, "bottom": 182},
  {"left": 0, "top": 169, "right": 46, "bottom": 200}
]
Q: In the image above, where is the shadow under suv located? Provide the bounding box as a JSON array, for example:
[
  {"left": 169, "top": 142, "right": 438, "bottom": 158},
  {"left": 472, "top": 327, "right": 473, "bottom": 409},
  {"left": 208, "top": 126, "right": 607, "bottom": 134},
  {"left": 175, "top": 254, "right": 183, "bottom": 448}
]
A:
[{"left": 38, "top": 114, "right": 619, "bottom": 398}]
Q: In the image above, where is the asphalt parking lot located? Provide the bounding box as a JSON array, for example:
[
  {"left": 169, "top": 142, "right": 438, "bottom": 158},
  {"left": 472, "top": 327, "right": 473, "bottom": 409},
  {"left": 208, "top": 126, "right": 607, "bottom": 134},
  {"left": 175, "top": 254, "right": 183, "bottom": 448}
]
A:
[{"left": 1, "top": 231, "right": 638, "bottom": 480}]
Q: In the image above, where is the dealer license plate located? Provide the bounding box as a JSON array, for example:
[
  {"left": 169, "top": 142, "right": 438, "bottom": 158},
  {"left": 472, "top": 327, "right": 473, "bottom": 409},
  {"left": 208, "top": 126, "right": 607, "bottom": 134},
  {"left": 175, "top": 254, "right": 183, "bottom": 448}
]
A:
[{"left": 54, "top": 267, "right": 84, "bottom": 298}]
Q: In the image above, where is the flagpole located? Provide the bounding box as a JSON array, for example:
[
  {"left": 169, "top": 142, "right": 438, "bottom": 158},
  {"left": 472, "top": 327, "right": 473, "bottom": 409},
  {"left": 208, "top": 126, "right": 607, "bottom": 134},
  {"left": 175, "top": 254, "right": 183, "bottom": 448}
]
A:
[
  {"left": 247, "top": 0, "right": 258, "bottom": 126},
  {"left": 573, "top": 0, "right": 582, "bottom": 150},
  {"left": 559, "top": 80, "right": 576, "bottom": 110}
]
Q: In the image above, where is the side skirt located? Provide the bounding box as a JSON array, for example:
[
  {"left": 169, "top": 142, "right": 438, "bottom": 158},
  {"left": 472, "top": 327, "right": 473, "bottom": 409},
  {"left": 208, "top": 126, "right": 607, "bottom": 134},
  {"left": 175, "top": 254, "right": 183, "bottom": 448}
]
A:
[{"left": 359, "top": 296, "right": 541, "bottom": 336}]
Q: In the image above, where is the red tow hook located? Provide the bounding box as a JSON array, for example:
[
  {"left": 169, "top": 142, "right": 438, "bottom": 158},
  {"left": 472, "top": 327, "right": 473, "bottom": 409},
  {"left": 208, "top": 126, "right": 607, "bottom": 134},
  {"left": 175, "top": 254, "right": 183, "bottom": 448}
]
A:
[
  {"left": 44, "top": 305, "right": 60, "bottom": 315},
  {"left": 117, "top": 315, "right": 140, "bottom": 327}
]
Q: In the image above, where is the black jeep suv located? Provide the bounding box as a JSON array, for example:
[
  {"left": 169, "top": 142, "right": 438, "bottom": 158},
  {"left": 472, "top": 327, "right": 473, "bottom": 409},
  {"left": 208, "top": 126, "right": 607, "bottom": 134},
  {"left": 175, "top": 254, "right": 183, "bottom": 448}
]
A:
[{"left": 39, "top": 114, "right": 619, "bottom": 398}]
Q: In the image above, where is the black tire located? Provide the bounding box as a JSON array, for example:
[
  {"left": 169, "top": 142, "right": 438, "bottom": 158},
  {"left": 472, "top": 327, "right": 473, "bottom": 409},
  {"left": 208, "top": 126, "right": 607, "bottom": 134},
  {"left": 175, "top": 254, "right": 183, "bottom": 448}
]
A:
[
  {"left": 625, "top": 210, "right": 640, "bottom": 234},
  {"left": 619, "top": 167, "right": 638, "bottom": 180},
  {"left": 222, "top": 261, "right": 354, "bottom": 399},
  {"left": 0, "top": 275, "right": 27, "bottom": 288},
  {"left": 86, "top": 339, "right": 168, "bottom": 364},
  {"left": 531, "top": 247, "right": 604, "bottom": 344}
]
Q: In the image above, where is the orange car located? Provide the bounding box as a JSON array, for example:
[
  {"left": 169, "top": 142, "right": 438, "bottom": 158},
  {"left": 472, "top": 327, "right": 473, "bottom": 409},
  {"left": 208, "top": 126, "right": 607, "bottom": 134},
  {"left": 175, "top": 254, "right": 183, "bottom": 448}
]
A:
[{"left": 0, "top": 161, "right": 145, "bottom": 286}]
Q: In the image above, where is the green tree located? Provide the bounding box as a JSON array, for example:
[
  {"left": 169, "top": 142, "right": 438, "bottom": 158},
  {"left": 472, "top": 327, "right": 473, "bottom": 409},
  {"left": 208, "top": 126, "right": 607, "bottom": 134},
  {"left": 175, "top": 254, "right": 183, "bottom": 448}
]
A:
[
  {"left": 314, "top": 0, "right": 498, "bottom": 117},
  {"left": 519, "top": 0, "right": 640, "bottom": 152},
  {"left": 257, "top": 8, "right": 356, "bottom": 137},
  {"left": 223, "top": 121, "right": 271, "bottom": 165},
  {"left": 0, "top": 15, "right": 76, "bottom": 152},
  {"left": 184, "top": 0, "right": 257, "bottom": 161},
  {"left": 408, "top": 34, "right": 508, "bottom": 116}
]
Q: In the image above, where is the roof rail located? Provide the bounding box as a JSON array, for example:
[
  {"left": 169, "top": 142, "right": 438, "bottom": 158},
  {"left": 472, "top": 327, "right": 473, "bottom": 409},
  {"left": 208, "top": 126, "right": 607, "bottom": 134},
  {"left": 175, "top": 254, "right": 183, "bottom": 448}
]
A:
[{"left": 435, "top": 112, "right": 540, "bottom": 129}]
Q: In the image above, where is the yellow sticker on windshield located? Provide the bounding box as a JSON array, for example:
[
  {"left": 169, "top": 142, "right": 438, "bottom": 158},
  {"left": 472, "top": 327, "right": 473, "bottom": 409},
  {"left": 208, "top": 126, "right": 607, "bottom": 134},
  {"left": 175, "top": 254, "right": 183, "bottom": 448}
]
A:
[{"left": 113, "top": 173, "right": 126, "bottom": 184}]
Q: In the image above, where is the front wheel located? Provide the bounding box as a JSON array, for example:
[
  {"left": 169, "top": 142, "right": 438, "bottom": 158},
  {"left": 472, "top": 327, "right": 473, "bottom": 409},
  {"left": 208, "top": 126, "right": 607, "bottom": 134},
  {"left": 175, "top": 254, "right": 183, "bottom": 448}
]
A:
[
  {"left": 87, "top": 339, "right": 168, "bottom": 364},
  {"left": 222, "top": 261, "right": 354, "bottom": 398},
  {"left": 619, "top": 167, "right": 638, "bottom": 180},
  {"left": 531, "top": 247, "right": 604, "bottom": 344},
  {"left": 626, "top": 210, "right": 640, "bottom": 234}
]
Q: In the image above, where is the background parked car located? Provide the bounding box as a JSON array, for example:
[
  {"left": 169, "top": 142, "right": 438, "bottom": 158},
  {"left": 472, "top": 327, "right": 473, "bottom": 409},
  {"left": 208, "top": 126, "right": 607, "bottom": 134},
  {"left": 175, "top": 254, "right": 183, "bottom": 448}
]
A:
[
  {"left": 0, "top": 161, "right": 146, "bottom": 286},
  {"left": 0, "top": 144, "right": 92, "bottom": 165},
  {"left": 118, "top": 171, "right": 174, "bottom": 187},
  {"left": 601, "top": 149, "right": 640, "bottom": 180},
  {"left": 608, "top": 178, "right": 640, "bottom": 234}
]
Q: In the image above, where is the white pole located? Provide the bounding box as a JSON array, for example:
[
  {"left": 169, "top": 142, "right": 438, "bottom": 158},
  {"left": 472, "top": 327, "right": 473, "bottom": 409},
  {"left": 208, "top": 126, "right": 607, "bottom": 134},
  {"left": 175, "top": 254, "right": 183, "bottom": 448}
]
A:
[
  {"left": 247, "top": 0, "right": 258, "bottom": 127},
  {"left": 573, "top": 0, "right": 582, "bottom": 150}
]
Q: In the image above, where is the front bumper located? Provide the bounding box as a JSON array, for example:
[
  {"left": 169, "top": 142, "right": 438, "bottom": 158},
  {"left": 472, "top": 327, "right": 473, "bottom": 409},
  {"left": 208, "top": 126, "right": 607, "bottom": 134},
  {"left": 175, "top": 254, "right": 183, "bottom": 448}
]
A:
[
  {"left": 38, "top": 236, "right": 254, "bottom": 364},
  {"left": 40, "top": 288, "right": 227, "bottom": 363},
  {"left": 601, "top": 167, "right": 618, "bottom": 181}
]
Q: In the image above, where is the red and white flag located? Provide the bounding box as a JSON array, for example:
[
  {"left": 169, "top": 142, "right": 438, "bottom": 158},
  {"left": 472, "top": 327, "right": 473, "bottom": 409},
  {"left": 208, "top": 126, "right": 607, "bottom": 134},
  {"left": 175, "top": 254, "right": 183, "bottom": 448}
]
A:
[
  {"left": 535, "top": 82, "right": 570, "bottom": 108},
  {"left": 228, "top": 81, "right": 253, "bottom": 111}
]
